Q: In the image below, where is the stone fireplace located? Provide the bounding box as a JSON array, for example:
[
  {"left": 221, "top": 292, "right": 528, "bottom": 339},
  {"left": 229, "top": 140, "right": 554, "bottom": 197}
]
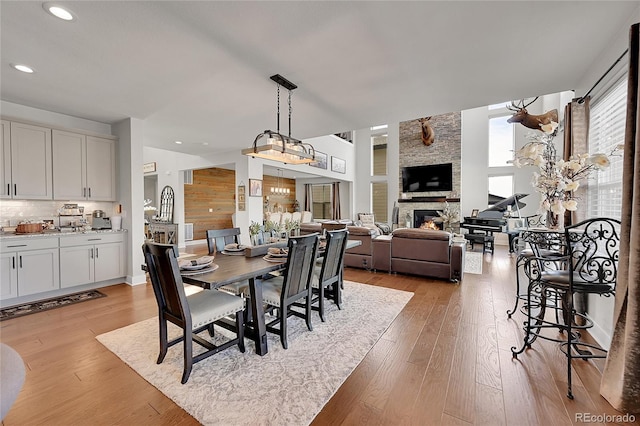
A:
[{"left": 413, "top": 209, "right": 443, "bottom": 230}]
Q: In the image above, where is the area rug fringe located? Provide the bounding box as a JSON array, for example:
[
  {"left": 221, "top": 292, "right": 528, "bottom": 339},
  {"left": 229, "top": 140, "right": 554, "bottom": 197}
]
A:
[{"left": 97, "top": 281, "right": 412, "bottom": 425}]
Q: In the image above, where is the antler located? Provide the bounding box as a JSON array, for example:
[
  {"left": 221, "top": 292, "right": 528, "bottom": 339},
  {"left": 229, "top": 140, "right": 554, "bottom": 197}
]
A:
[
  {"left": 507, "top": 97, "right": 539, "bottom": 111},
  {"left": 522, "top": 96, "right": 539, "bottom": 108}
]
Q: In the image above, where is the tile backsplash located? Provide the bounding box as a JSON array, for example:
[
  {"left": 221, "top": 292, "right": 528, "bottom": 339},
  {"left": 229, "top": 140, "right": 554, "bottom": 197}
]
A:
[{"left": 0, "top": 200, "right": 118, "bottom": 227}]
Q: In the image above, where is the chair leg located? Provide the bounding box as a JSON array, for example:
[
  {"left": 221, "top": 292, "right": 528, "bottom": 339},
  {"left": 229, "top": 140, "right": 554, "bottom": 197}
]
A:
[
  {"left": 181, "top": 329, "right": 193, "bottom": 384},
  {"left": 507, "top": 258, "right": 523, "bottom": 318},
  {"left": 318, "top": 284, "right": 326, "bottom": 322},
  {"left": 280, "top": 305, "right": 288, "bottom": 349},
  {"left": 306, "top": 293, "right": 313, "bottom": 331},
  {"left": 157, "top": 317, "right": 169, "bottom": 364},
  {"left": 566, "top": 295, "right": 574, "bottom": 399},
  {"left": 236, "top": 309, "right": 246, "bottom": 353},
  {"left": 207, "top": 323, "right": 215, "bottom": 338}
]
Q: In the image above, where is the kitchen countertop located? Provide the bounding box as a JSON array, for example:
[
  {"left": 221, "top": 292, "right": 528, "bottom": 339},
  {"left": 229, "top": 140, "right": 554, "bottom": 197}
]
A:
[{"left": 0, "top": 229, "right": 128, "bottom": 240}]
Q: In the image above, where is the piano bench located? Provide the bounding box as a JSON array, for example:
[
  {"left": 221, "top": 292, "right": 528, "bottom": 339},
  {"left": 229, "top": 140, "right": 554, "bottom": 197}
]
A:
[{"left": 464, "top": 233, "right": 495, "bottom": 254}]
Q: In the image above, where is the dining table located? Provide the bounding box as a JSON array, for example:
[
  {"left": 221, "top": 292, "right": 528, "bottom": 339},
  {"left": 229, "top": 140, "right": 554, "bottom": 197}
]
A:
[{"left": 180, "top": 238, "right": 362, "bottom": 356}]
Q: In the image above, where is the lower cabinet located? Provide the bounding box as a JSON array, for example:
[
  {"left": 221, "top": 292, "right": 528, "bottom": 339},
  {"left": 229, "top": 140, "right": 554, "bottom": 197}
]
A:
[
  {"left": 0, "top": 238, "right": 60, "bottom": 299},
  {"left": 59, "top": 233, "right": 125, "bottom": 288}
]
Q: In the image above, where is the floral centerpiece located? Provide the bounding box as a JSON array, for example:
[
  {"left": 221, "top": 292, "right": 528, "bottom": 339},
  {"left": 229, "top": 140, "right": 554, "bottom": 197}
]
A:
[
  {"left": 248, "top": 221, "right": 262, "bottom": 245},
  {"left": 437, "top": 201, "right": 460, "bottom": 231},
  {"left": 513, "top": 126, "right": 621, "bottom": 229}
]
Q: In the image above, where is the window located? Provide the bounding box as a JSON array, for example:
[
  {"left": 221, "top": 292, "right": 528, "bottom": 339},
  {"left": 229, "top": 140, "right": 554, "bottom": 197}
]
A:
[
  {"left": 488, "top": 115, "right": 514, "bottom": 167},
  {"left": 587, "top": 77, "right": 627, "bottom": 219},
  {"left": 312, "top": 184, "right": 332, "bottom": 219},
  {"left": 372, "top": 132, "right": 387, "bottom": 176},
  {"left": 488, "top": 175, "right": 513, "bottom": 207},
  {"left": 371, "top": 182, "right": 388, "bottom": 222}
]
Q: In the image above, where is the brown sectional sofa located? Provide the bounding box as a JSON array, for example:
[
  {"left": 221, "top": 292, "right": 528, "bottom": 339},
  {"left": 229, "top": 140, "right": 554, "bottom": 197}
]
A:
[{"left": 345, "top": 227, "right": 465, "bottom": 282}]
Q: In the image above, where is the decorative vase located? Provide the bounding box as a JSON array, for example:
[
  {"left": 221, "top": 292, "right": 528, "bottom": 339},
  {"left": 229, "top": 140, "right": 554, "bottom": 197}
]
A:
[
  {"left": 546, "top": 210, "right": 564, "bottom": 230},
  {"left": 251, "top": 234, "right": 260, "bottom": 246}
]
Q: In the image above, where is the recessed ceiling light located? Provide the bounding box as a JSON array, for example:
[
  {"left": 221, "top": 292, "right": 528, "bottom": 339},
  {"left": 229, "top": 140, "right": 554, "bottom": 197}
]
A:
[
  {"left": 175, "top": 141, "right": 183, "bottom": 145},
  {"left": 12, "top": 64, "right": 34, "bottom": 73},
  {"left": 43, "top": 3, "right": 76, "bottom": 21},
  {"left": 202, "top": 142, "right": 209, "bottom": 146}
]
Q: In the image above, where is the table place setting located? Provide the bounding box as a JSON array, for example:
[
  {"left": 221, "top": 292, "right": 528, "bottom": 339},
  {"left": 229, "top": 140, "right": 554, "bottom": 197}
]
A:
[
  {"left": 221, "top": 243, "right": 247, "bottom": 255},
  {"left": 178, "top": 256, "right": 219, "bottom": 275},
  {"left": 262, "top": 247, "right": 288, "bottom": 263}
]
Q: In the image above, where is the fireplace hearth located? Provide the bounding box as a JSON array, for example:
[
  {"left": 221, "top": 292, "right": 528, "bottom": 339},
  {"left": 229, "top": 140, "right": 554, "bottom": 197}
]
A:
[{"left": 414, "top": 210, "right": 443, "bottom": 230}]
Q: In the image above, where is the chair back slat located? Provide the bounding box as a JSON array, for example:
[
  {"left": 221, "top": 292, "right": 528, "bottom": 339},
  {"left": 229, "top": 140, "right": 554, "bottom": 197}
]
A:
[
  {"left": 143, "top": 242, "right": 190, "bottom": 327},
  {"left": 206, "top": 228, "right": 242, "bottom": 254},
  {"left": 565, "top": 217, "right": 621, "bottom": 285},
  {"left": 320, "top": 229, "right": 349, "bottom": 285},
  {"left": 281, "top": 234, "right": 319, "bottom": 302}
]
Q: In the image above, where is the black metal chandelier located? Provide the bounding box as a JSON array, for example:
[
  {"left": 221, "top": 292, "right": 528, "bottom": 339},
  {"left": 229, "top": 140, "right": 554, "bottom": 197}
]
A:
[{"left": 242, "top": 74, "right": 315, "bottom": 165}]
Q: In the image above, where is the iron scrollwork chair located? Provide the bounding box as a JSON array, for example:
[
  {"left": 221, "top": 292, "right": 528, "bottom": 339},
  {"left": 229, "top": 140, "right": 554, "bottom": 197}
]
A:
[
  {"left": 142, "top": 242, "right": 245, "bottom": 384},
  {"left": 507, "top": 214, "right": 565, "bottom": 318},
  {"left": 511, "top": 217, "right": 621, "bottom": 399}
]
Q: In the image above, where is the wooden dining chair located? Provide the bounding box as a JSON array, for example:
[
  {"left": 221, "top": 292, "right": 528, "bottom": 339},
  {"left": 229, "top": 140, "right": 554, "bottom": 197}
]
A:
[
  {"left": 206, "top": 228, "right": 249, "bottom": 296},
  {"left": 142, "top": 242, "right": 245, "bottom": 384},
  {"left": 206, "top": 228, "right": 242, "bottom": 254},
  {"left": 260, "top": 233, "right": 319, "bottom": 349},
  {"left": 311, "top": 228, "right": 348, "bottom": 321}
]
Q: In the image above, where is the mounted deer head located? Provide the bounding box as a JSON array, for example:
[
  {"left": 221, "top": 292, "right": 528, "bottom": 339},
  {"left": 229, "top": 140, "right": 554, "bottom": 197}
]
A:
[
  {"left": 506, "top": 97, "right": 559, "bottom": 132},
  {"left": 418, "top": 117, "right": 434, "bottom": 146}
]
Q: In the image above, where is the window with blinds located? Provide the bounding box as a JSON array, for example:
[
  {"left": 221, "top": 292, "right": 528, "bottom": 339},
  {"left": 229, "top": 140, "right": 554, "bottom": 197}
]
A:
[
  {"left": 312, "top": 184, "right": 332, "bottom": 219},
  {"left": 371, "top": 182, "right": 388, "bottom": 222},
  {"left": 587, "top": 77, "right": 627, "bottom": 220}
]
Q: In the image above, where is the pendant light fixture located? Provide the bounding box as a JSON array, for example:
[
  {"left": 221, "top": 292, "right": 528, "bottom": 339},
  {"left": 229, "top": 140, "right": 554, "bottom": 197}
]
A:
[
  {"left": 242, "top": 74, "right": 316, "bottom": 164},
  {"left": 271, "top": 168, "right": 290, "bottom": 195}
]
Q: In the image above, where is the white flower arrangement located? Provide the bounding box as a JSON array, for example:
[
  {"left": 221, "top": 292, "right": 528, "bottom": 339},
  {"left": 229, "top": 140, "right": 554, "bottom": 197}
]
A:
[
  {"left": 513, "top": 125, "right": 622, "bottom": 217},
  {"left": 437, "top": 201, "right": 459, "bottom": 228}
]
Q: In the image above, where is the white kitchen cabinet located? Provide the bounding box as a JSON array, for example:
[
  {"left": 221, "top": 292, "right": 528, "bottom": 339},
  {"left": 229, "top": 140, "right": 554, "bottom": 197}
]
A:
[
  {"left": 53, "top": 131, "right": 116, "bottom": 201},
  {"left": 59, "top": 233, "right": 125, "bottom": 288},
  {"left": 0, "top": 122, "right": 53, "bottom": 199},
  {"left": 0, "top": 238, "right": 60, "bottom": 299}
]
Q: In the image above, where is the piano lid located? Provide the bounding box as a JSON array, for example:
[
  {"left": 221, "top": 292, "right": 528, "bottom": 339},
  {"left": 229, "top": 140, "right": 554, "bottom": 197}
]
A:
[{"left": 485, "top": 193, "right": 528, "bottom": 212}]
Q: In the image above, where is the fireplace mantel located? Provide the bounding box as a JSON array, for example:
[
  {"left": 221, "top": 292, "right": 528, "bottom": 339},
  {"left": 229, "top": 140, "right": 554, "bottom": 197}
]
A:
[{"left": 398, "top": 197, "right": 460, "bottom": 203}]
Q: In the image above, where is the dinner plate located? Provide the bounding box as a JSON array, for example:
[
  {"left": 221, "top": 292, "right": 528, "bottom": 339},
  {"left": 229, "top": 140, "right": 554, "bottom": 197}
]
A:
[
  {"left": 180, "top": 263, "right": 219, "bottom": 276},
  {"left": 266, "top": 251, "right": 288, "bottom": 258},
  {"left": 223, "top": 245, "right": 245, "bottom": 252},
  {"left": 263, "top": 255, "right": 287, "bottom": 263},
  {"left": 180, "top": 260, "right": 213, "bottom": 271}
]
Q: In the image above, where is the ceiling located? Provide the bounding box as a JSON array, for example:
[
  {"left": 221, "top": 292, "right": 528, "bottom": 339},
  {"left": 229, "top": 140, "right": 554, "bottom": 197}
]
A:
[{"left": 1, "top": 1, "right": 637, "bottom": 158}]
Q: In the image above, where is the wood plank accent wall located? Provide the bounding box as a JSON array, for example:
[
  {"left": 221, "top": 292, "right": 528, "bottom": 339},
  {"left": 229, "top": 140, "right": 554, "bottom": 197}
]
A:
[
  {"left": 184, "top": 168, "right": 235, "bottom": 241},
  {"left": 263, "top": 175, "right": 296, "bottom": 213}
]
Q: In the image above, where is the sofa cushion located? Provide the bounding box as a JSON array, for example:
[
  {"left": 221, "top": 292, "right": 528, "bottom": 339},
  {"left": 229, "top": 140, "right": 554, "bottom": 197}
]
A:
[
  {"left": 347, "top": 225, "right": 376, "bottom": 236},
  {"left": 392, "top": 228, "right": 451, "bottom": 241}
]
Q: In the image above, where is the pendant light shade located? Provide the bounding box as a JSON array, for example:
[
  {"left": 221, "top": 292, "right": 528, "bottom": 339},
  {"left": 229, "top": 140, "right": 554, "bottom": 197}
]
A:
[{"left": 242, "top": 74, "right": 315, "bottom": 164}]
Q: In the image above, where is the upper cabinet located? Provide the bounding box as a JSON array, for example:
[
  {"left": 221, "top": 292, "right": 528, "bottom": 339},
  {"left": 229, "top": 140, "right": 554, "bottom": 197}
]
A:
[
  {"left": 0, "top": 121, "right": 53, "bottom": 200},
  {"left": 52, "top": 131, "right": 117, "bottom": 201}
]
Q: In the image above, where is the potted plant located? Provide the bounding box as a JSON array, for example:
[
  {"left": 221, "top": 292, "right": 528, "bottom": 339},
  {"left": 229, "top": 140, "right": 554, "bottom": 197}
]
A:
[
  {"left": 249, "top": 221, "right": 261, "bottom": 246},
  {"left": 263, "top": 220, "right": 280, "bottom": 241}
]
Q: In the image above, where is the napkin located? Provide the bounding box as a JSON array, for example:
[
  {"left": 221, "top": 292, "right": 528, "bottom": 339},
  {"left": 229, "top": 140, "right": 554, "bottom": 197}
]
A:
[
  {"left": 224, "top": 243, "right": 243, "bottom": 251},
  {"left": 178, "top": 256, "right": 213, "bottom": 269}
]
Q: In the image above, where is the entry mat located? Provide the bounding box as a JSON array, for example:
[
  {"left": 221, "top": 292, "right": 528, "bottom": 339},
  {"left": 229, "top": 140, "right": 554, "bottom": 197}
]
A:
[{"left": 0, "top": 290, "right": 107, "bottom": 321}]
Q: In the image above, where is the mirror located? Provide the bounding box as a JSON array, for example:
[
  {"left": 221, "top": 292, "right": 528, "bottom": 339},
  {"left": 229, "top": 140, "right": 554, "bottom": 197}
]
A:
[{"left": 158, "top": 185, "right": 174, "bottom": 223}]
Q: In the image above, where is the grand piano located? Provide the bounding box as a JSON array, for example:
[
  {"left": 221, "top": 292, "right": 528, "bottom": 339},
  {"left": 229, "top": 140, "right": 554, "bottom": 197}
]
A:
[{"left": 460, "top": 193, "right": 528, "bottom": 253}]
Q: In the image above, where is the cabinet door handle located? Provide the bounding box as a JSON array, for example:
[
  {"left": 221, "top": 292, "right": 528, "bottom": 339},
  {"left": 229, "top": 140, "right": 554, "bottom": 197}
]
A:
[
  {"left": 96, "top": 247, "right": 99, "bottom": 258},
  {"left": 19, "top": 255, "right": 22, "bottom": 268},
  {"left": 88, "top": 238, "right": 101, "bottom": 241},
  {"left": 88, "top": 187, "right": 91, "bottom": 198},
  {"left": 83, "top": 187, "right": 86, "bottom": 197},
  {"left": 13, "top": 184, "right": 17, "bottom": 196},
  {"left": 6, "top": 183, "right": 9, "bottom": 196},
  {"left": 12, "top": 256, "right": 15, "bottom": 269},
  {"left": 90, "top": 248, "right": 93, "bottom": 259},
  {"left": 7, "top": 244, "right": 27, "bottom": 248}
]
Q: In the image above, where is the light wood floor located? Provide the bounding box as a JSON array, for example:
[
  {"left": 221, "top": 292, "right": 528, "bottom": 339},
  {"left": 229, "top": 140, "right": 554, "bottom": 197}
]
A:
[{"left": 1, "top": 246, "right": 636, "bottom": 425}]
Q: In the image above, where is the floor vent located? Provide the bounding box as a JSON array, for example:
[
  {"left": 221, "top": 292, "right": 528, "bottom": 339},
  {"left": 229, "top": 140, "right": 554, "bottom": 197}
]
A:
[
  {"left": 184, "top": 223, "right": 194, "bottom": 241},
  {"left": 184, "top": 170, "right": 193, "bottom": 185}
]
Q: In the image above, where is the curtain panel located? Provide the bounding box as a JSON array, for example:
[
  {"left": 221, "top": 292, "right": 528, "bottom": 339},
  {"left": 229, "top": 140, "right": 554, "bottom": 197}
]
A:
[{"left": 600, "top": 22, "right": 640, "bottom": 414}]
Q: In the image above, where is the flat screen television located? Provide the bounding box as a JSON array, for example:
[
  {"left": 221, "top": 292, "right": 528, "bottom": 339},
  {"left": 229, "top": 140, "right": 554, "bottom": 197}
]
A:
[{"left": 401, "top": 163, "right": 453, "bottom": 193}]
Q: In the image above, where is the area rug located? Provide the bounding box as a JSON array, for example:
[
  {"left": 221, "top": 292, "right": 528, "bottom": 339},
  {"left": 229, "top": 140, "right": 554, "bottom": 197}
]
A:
[
  {"left": 97, "top": 281, "right": 412, "bottom": 425},
  {"left": 0, "top": 290, "right": 106, "bottom": 321},
  {"left": 464, "top": 251, "right": 483, "bottom": 274}
]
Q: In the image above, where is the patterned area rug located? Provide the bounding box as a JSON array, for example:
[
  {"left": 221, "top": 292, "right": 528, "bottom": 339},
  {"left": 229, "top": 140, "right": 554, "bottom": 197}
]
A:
[
  {"left": 0, "top": 290, "right": 107, "bottom": 321},
  {"left": 97, "top": 281, "right": 413, "bottom": 425},
  {"left": 464, "top": 251, "right": 483, "bottom": 274}
]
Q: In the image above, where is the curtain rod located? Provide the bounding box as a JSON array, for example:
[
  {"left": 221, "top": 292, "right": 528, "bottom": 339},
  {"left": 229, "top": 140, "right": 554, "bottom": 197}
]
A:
[{"left": 578, "top": 49, "right": 629, "bottom": 104}]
